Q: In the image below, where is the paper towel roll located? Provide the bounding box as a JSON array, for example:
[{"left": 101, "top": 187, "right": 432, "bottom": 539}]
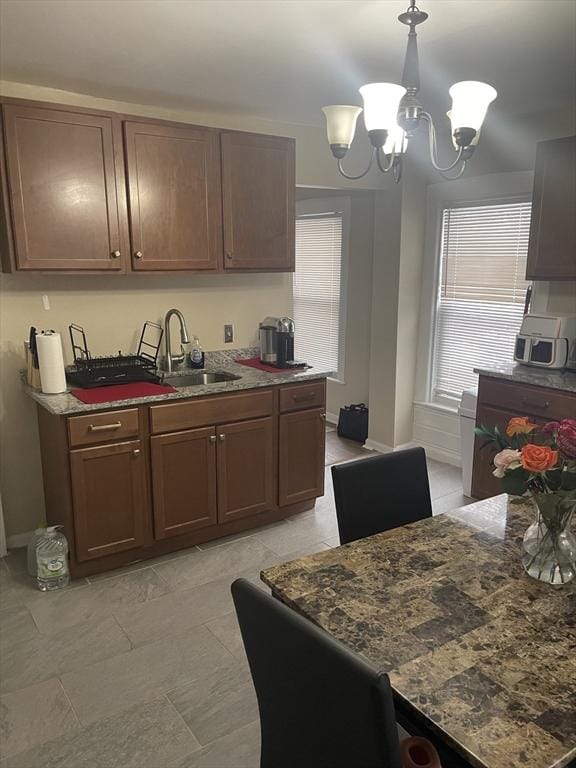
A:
[{"left": 36, "top": 331, "right": 67, "bottom": 394}]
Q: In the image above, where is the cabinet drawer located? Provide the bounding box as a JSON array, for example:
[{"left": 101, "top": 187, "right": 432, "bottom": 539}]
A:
[
  {"left": 478, "top": 376, "right": 575, "bottom": 420},
  {"left": 68, "top": 409, "right": 140, "bottom": 447},
  {"left": 279, "top": 380, "right": 326, "bottom": 413},
  {"left": 150, "top": 389, "right": 274, "bottom": 434}
]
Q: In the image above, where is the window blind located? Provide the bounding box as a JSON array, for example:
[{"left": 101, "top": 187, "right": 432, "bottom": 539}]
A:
[
  {"left": 293, "top": 213, "right": 343, "bottom": 374},
  {"left": 432, "top": 201, "right": 531, "bottom": 402}
]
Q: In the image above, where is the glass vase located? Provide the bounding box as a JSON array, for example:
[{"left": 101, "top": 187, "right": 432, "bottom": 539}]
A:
[{"left": 522, "top": 493, "right": 576, "bottom": 585}]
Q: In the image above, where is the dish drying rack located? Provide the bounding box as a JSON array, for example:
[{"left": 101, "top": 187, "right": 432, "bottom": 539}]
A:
[{"left": 66, "top": 322, "right": 164, "bottom": 388}]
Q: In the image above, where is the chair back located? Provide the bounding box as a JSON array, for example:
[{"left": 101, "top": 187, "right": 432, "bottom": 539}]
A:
[
  {"left": 331, "top": 447, "right": 433, "bottom": 545},
  {"left": 231, "top": 578, "right": 402, "bottom": 768}
]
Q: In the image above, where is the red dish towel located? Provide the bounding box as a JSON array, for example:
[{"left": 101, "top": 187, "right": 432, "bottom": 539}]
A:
[
  {"left": 236, "top": 357, "right": 307, "bottom": 373},
  {"left": 71, "top": 382, "right": 177, "bottom": 404}
]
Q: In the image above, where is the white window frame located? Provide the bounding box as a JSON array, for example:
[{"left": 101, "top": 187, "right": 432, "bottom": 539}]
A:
[
  {"left": 294, "top": 197, "right": 350, "bottom": 383},
  {"left": 414, "top": 171, "right": 534, "bottom": 412}
]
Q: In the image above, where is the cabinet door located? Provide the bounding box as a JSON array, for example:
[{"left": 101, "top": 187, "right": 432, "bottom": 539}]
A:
[
  {"left": 151, "top": 427, "right": 217, "bottom": 538},
  {"left": 124, "top": 121, "right": 222, "bottom": 271},
  {"left": 3, "top": 105, "right": 126, "bottom": 271},
  {"left": 70, "top": 440, "right": 147, "bottom": 561},
  {"left": 279, "top": 408, "right": 325, "bottom": 507},
  {"left": 221, "top": 132, "right": 295, "bottom": 271},
  {"left": 526, "top": 135, "right": 576, "bottom": 280},
  {"left": 217, "top": 417, "right": 274, "bottom": 522}
]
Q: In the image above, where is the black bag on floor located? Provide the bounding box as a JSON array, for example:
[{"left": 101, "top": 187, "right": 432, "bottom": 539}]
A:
[{"left": 337, "top": 403, "right": 369, "bottom": 444}]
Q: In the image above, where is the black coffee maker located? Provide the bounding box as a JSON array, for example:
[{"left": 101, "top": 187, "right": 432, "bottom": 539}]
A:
[{"left": 259, "top": 317, "right": 304, "bottom": 369}]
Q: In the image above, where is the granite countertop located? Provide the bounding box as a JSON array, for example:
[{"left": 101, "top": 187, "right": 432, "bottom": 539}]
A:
[
  {"left": 262, "top": 496, "right": 575, "bottom": 768},
  {"left": 24, "top": 348, "right": 334, "bottom": 416},
  {"left": 474, "top": 363, "right": 576, "bottom": 393}
]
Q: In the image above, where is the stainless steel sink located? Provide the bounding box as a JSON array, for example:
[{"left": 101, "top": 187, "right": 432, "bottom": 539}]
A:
[{"left": 162, "top": 371, "right": 241, "bottom": 387}]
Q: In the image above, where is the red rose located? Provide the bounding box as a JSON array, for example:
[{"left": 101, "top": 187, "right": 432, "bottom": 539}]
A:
[{"left": 556, "top": 419, "right": 576, "bottom": 460}]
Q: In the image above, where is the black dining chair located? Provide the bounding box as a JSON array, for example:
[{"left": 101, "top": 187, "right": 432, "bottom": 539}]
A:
[
  {"left": 331, "top": 447, "right": 433, "bottom": 545},
  {"left": 231, "top": 577, "right": 403, "bottom": 768}
]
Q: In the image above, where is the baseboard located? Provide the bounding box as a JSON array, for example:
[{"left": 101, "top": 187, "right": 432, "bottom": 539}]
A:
[
  {"left": 7, "top": 530, "right": 34, "bottom": 550},
  {"left": 325, "top": 411, "right": 339, "bottom": 426},
  {"left": 418, "top": 443, "right": 462, "bottom": 468},
  {"left": 363, "top": 438, "right": 393, "bottom": 453}
]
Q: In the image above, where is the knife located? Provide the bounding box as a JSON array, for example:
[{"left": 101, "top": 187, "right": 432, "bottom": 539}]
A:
[{"left": 29, "top": 327, "right": 39, "bottom": 368}]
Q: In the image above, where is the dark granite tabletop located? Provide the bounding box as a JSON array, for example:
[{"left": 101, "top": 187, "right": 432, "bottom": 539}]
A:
[
  {"left": 262, "top": 495, "right": 576, "bottom": 768},
  {"left": 474, "top": 364, "right": 576, "bottom": 393}
]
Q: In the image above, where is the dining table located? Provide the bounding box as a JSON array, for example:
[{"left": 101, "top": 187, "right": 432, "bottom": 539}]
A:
[{"left": 261, "top": 494, "right": 576, "bottom": 768}]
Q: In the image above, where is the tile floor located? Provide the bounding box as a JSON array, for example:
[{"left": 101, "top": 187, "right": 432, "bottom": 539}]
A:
[{"left": 0, "top": 429, "right": 471, "bottom": 767}]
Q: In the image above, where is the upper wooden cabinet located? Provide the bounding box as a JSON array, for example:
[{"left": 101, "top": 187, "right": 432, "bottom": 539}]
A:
[
  {"left": 2, "top": 104, "right": 127, "bottom": 272},
  {"left": 124, "top": 121, "right": 222, "bottom": 271},
  {"left": 526, "top": 135, "right": 576, "bottom": 281},
  {"left": 0, "top": 99, "right": 296, "bottom": 274},
  {"left": 221, "top": 132, "right": 295, "bottom": 271}
]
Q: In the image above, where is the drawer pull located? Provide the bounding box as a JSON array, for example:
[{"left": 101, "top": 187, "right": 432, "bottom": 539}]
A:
[
  {"left": 293, "top": 393, "right": 316, "bottom": 402},
  {"left": 132, "top": 449, "right": 141, "bottom": 456},
  {"left": 88, "top": 422, "right": 122, "bottom": 432},
  {"left": 521, "top": 398, "right": 550, "bottom": 410}
]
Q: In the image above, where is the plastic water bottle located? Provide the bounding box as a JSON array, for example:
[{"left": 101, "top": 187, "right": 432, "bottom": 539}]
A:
[
  {"left": 27, "top": 527, "right": 46, "bottom": 577},
  {"left": 36, "top": 526, "right": 70, "bottom": 591}
]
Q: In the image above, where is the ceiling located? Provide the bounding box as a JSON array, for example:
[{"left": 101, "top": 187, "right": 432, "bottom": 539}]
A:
[{"left": 1, "top": 0, "right": 575, "bottom": 126}]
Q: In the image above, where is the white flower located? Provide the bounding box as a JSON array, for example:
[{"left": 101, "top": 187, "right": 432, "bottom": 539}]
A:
[{"left": 492, "top": 449, "right": 522, "bottom": 478}]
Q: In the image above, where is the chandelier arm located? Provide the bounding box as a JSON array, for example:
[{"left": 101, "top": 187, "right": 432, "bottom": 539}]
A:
[
  {"left": 422, "top": 112, "right": 465, "bottom": 172},
  {"left": 438, "top": 161, "right": 468, "bottom": 181},
  {"left": 336, "top": 148, "right": 376, "bottom": 180},
  {"left": 376, "top": 147, "right": 396, "bottom": 173}
]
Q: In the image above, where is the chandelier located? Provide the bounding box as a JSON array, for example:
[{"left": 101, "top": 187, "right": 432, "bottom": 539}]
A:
[{"left": 322, "top": 2, "right": 497, "bottom": 182}]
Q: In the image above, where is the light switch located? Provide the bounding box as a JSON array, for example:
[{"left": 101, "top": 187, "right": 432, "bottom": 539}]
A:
[
  {"left": 42, "top": 295, "right": 51, "bottom": 310},
  {"left": 224, "top": 324, "right": 234, "bottom": 343}
]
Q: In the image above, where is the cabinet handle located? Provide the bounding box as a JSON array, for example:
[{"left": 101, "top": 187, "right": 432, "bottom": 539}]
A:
[
  {"left": 133, "top": 449, "right": 141, "bottom": 456},
  {"left": 134, "top": 251, "right": 143, "bottom": 259},
  {"left": 111, "top": 250, "right": 121, "bottom": 259},
  {"left": 293, "top": 393, "right": 315, "bottom": 402},
  {"left": 209, "top": 435, "right": 217, "bottom": 443},
  {"left": 521, "top": 398, "right": 550, "bottom": 410},
  {"left": 319, "top": 413, "right": 326, "bottom": 421},
  {"left": 225, "top": 252, "right": 233, "bottom": 260},
  {"left": 88, "top": 421, "right": 122, "bottom": 432},
  {"left": 219, "top": 433, "right": 226, "bottom": 441}
]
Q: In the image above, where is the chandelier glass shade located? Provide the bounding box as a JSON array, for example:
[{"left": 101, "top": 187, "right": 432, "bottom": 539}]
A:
[{"left": 322, "top": 3, "right": 497, "bottom": 182}]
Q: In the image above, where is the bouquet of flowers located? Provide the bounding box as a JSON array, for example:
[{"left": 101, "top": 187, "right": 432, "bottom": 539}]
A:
[{"left": 475, "top": 417, "right": 576, "bottom": 584}]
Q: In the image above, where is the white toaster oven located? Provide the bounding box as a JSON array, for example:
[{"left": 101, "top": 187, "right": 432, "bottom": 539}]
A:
[{"left": 514, "top": 314, "right": 576, "bottom": 370}]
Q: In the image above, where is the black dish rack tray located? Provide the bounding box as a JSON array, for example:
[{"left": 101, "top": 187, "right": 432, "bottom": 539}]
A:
[{"left": 66, "top": 322, "right": 164, "bottom": 388}]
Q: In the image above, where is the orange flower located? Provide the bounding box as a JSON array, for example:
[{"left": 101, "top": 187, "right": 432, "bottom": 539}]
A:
[
  {"left": 506, "top": 417, "right": 538, "bottom": 437},
  {"left": 521, "top": 444, "right": 558, "bottom": 473}
]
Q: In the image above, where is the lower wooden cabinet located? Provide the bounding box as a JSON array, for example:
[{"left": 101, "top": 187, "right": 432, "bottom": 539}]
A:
[
  {"left": 38, "top": 380, "right": 327, "bottom": 577},
  {"left": 279, "top": 408, "right": 325, "bottom": 506},
  {"left": 217, "top": 417, "right": 275, "bottom": 523},
  {"left": 151, "top": 427, "right": 218, "bottom": 539},
  {"left": 70, "top": 439, "right": 148, "bottom": 561}
]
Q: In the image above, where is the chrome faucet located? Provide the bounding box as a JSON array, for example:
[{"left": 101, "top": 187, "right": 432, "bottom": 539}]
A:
[{"left": 163, "top": 308, "right": 190, "bottom": 372}]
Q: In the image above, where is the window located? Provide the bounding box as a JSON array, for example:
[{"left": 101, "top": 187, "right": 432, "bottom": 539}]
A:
[
  {"left": 432, "top": 200, "right": 531, "bottom": 403},
  {"left": 293, "top": 212, "right": 343, "bottom": 375}
]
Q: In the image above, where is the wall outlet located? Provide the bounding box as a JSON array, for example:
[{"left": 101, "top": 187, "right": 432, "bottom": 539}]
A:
[
  {"left": 224, "top": 324, "right": 234, "bottom": 344},
  {"left": 42, "top": 294, "right": 51, "bottom": 310}
]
